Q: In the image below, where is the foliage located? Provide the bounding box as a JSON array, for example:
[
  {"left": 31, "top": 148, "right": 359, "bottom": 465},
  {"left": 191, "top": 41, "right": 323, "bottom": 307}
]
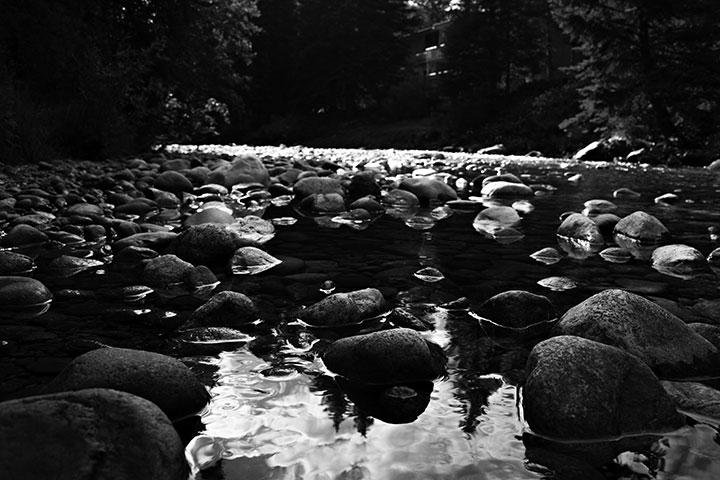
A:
[
  {"left": 0, "top": 0, "right": 259, "bottom": 161},
  {"left": 550, "top": 0, "right": 720, "bottom": 146}
]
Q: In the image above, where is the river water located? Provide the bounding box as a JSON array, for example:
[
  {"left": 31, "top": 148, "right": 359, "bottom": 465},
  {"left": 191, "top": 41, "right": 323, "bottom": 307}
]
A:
[{"left": 2, "top": 147, "right": 720, "bottom": 479}]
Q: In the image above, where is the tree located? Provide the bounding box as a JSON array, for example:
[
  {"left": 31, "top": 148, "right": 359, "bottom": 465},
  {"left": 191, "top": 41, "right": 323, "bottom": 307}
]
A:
[
  {"left": 0, "top": 0, "right": 259, "bottom": 160},
  {"left": 550, "top": 0, "right": 720, "bottom": 145},
  {"left": 292, "top": 0, "right": 416, "bottom": 114}
]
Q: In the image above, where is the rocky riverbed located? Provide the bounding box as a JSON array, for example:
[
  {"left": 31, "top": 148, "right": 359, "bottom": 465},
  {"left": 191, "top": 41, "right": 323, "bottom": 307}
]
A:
[{"left": 1, "top": 144, "right": 720, "bottom": 479}]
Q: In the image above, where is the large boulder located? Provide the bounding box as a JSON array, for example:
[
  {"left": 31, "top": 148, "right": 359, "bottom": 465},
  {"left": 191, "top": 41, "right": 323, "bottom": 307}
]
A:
[
  {"left": 0, "top": 388, "right": 188, "bottom": 480},
  {"left": 323, "top": 328, "right": 446, "bottom": 384},
  {"left": 399, "top": 177, "right": 458, "bottom": 205},
  {"left": 554, "top": 289, "right": 719, "bottom": 378},
  {"left": 296, "top": 288, "right": 386, "bottom": 327},
  {"left": 523, "top": 335, "right": 686, "bottom": 441},
  {"left": 207, "top": 154, "right": 270, "bottom": 188},
  {"left": 45, "top": 347, "right": 209, "bottom": 421}
]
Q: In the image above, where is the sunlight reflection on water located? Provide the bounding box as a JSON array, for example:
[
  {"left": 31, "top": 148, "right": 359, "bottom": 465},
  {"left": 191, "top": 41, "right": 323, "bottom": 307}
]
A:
[{"left": 188, "top": 348, "right": 540, "bottom": 480}]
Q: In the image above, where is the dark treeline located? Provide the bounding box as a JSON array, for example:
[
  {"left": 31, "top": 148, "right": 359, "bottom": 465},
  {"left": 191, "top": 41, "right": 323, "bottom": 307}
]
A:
[{"left": 1, "top": 0, "right": 719, "bottom": 162}]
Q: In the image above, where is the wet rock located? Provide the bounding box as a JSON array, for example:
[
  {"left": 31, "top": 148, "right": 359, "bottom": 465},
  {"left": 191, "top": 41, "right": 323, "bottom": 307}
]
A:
[
  {"left": 472, "top": 290, "right": 556, "bottom": 339},
  {"left": 0, "top": 224, "right": 48, "bottom": 247},
  {"left": 478, "top": 173, "right": 523, "bottom": 187},
  {"left": 323, "top": 328, "right": 445, "bottom": 384},
  {"left": 523, "top": 335, "right": 686, "bottom": 441},
  {"left": 613, "top": 187, "right": 641, "bottom": 199},
  {"left": 141, "top": 254, "right": 196, "bottom": 292},
  {"left": 556, "top": 213, "right": 604, "bottom": 247},
  {"left": 689, "top": 323, "right": 720, "bottom": 348},
  {"left": 292, "top": 176, "right": 345, "bottom": 199},
  {"left": 207, "top": 154, "right": 270, "bottom": 188},
  {"left": 592, "top": 213, "right": 621, "bottom": 237},
  {"left": 229, "top": 246, "right": 282, "bottom": 275},
  {"left": 167, "top": 222, "right": 263, "bottom": 266},
  {"left": 480, "top": 181, "right": 533, "bottom": 197},
  {"left": 662, "top": 381, "right": 720, "bottom": 420},
  {"left": 298, "top": 192, "right": 346, "bottom": 214},
  {"left": 583, "top": 199, "right": 617, "bottom": 215},
  {"left": 296, "top": 287, "right": 387, "bottom": 327},
  {"left": 614, "top": 211, "right": 670, "bottom": 243},
  {"left": 387, "top": 307, "right": 431, "bottom": 331},
  {"left": 111, "top": 231, "right": 177, "bottom": 253},
  {"left": 184, "top": 291, "right": 258, "bottom": 328},
  {"left": 184, "top": 207, "right": 236, "bottom": 226},
  {"left": 0, "top": 388, "right": 188, "bottom": 480},
  {"left": 398, "top": 177, "right": 458, "bottom": 205},
  {"left": 0, "top": 251, "right": 35, "bottom": 274},
  {"left": 66, "top": 202, "right": 104, "bottom": 217},
  {"left": 46, "top": 347, "right": 209, "bottom": 421},
  {"left": 554, "top": 289, "right": 719, "bottom": 378},
  {"left": 651, "top": 244, "right": 711, "bottom": 279},
  {"left": 472, "top": 206, "right": 521, "bottom": 237},
  {"left": 349, "top": 195, "right": 384, "bottom": 214},
  {"left": 111, "top": 246, "right": 159, "bottom": 273},
  {"left": 708, "top": 247, "right": 720, "bottom": 272},
  {"left": 347, "top": 171, "right": 381, "bottom": 202},
  {"left": 0, "top": 276, "right": 53, "bottom": 319},
  {"left": 114, "top": 198, "right": 158, "bottom": 217}
]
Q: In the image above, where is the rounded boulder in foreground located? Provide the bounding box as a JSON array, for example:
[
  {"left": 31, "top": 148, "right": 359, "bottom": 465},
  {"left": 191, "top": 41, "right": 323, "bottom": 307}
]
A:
[
  {"left": 45, "top": 347, "right": 209, "bottom": 421},
  {"left": 323, "top": 328, "right": 446, "bottom": 385},
  {"left": 554, "top": 289, "right": 719, "bottom": 379},
  {"left": 523, "top": 335, "right": 685, "bottom": 441},
  {"left": 0, "top": 388, "right": 187, "bottom": 480}
]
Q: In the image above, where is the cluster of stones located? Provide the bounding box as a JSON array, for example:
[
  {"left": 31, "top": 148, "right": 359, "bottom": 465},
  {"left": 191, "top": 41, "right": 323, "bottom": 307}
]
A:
[{"left": 2, "top": 146, "right": 720, "bottom": 478}]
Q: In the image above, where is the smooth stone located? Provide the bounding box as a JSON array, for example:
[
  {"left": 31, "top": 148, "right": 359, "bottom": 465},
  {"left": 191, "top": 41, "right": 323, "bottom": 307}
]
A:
[
  {"left": 554, "top": 289, "right": 719, "bottom": 379},
  {"left": 65, "top": 202, "right": 104, "bottom": 217},
  {"left": 322, "top": 328, "right": 446, "bottom": 384},
  {"left": 111, "top": 246, "right": 159, "bottom": 272},
  {"left": 0, "top": 251, "right": 35, "bottom": 274},
  {"left": 662, "top": 381, "right": 720, "bottom": 420},
  {"left": 296, "top": 287, "right": 387, "bottom": 327},
  {"left": 349, "top": 195, "right": 384, "bottom": 213},
  {"left": 46, "top": 347, "right": 209, "bottom": 421},
  {"left": 184, "top": 208, "right": 236, "bottom": 226},
  {"left": 229, "top": 246, "right": 282, "bottom": 275},
  {"left": 473, "top": 290, "right": 556, "bottom": 338},
  {"left": 207, "top": 154, "right": 270, "bottom": 188},
  {"left": 398, "top": 177, "right": 458, "bottom": 205},
  {"left": 184, "top": 290, "right": 259, "bottom": 328},
  {"left": 0, "top": 224, "right": 48, "bottom": 247},
  {"left": 651, "top": 244, "right": 711, "bottom": 279},
  {"left": 556, "top": 213, "right": 604, "bottom": 246},
  {"left": 690, "top": 299, "right": 720, "bottom": 324},
  {"left": 0, "top": 388, "right": 188, "bottom": 480},
  {"left": 614, "top": 211, "right": 670, "bottom": 243},
  {"left": 523, "top": 335, "right": 686, "bottom": 441},
  {"left": 472, "top": 206, "right": 521, "bottom": 236},
  {"left": 141, "top": 254, "right": 196, "bottom": 290},
  {"left": 613, "top": 187, "right": 641, "bottom": 199},
  {"left": 0, "top": 276, "right": 52, "bottom": 310},
  {"left": 592, "top": 213, "right": 621, "bottom": 237},
  {"left": 292, "top": 177, "right": 345, "bottom": 199},
  {"left": 480, "top": 180, "right": 534, "bottom": 197},
  {"left": 583, "top": 199, "right": 617, "bottom": 214},
  {"left": 166, "top": 222, "right": 262, "bottom": 266},
  {"left": 689, "top": 323, "right": 720, "bottom": 349},
  {"left": 111, "top": 231, "right": 178, "bottom": 253},
  {"left": 298, "top": 192, "right": 346, "bottom": 214},
  {"left": 478, "top": 173, "right": 523, "bottom": 187},
  {"left": 347, "top": 172, "right": 381, "bottom": 201},
  {"left": 114, "top": 198, "right": 158, "bottom": 216}
]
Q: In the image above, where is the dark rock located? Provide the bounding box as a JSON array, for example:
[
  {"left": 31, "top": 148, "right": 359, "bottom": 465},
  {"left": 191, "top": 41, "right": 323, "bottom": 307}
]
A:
[
  {"left": 293, "top": 177, "right": 345, "bottom": 199},
  {"left": 323, "top": 328, "right": 446, "bottom": 384},
  {"left": 46, "top": 347, "right": 209, "bottom": 421},
  {"left": 298, "top": 192, "right": 346, "bottom": 214},
  {"left": 662, "top": 381, "right": 720, "bottom": 420},
  {"left": 614, "top": 211, "right": 670, "bottom": 243},
  {"left": 554, "top": 289, "right": 719, "bottom": 379},
  {"left": 184, "top": 290, "right": 259, "bottom": 328},
  {"left": 0, "top": 276, "right": 52, "bottom": 318},
  {"left": 141, "top": 254, "right": 196, "bottom": 291},
  {"left": 207, "top": 154, "right": 270, "bottom": 188},
  {"left": 399, "top": 177, "right": 458, "bottom": 205},
  {"left": 592, "top": 213, "right": 621, "bottom": 237},
  {"left": 167, "top": 223, "right": 262, "bottom": 266},
  {"left": 523, "top": 335, "right": 686, "bottom": 441},
  {"left": 0, "top": 251, "right": 35, "bottom": 275},
  {"left": 0, "top": 224, "right": 48, "bottom": 248},
  {"left": 114, "top": 198, "right": 158, "bottom": 217},
  {"left": 347, "top": 171, "right": 381, "bottom": 202},
  {"left": 473, "top": 290, "right": 556, "bottom": 339},
  {"left": 296, "top": 287, "right": 386, "bottom": 327},
  {"left": 689, "top": 323, "right": 720, "bottom": 348},
  {"left": 336, "top": 378, "right": 433, "bottom": 424},
  {"left": 0, "top": 388, "right": 188, "bottom": 480}
]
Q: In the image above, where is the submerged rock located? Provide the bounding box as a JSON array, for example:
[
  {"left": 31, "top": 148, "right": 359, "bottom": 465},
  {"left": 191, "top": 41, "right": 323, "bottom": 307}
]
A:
[
  {"left": 323, "top": 328, "right": 446, "bottom": 384},
  {"left": 472, "top": 290, "right": 556, "bottom": 339},
  {"left": 523, "top": 335, "right": 685, "bottom": 441},
  {"left": 46, "top": 347, "right": 209, "bottom": 422},
  {"left": 296, "top": 287, "right": 387, "bottom": 327},
  {"left": 166, "top": 222, "right": 264, "bottom": 266},
  {"left": 184, "top": 290, "right": 258, "bottom": 328},
  {"left": 651, "top": 244, "right": 711, "bottom": 279},
  {"left": 614, "top": 211, "right": 670, "bottom": 244},
  {"left": 0, "top": 388, "right": 188, "bottom": 480},
  {"left": 554, "top": 289, "right": 719, "bottom": 379}
]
